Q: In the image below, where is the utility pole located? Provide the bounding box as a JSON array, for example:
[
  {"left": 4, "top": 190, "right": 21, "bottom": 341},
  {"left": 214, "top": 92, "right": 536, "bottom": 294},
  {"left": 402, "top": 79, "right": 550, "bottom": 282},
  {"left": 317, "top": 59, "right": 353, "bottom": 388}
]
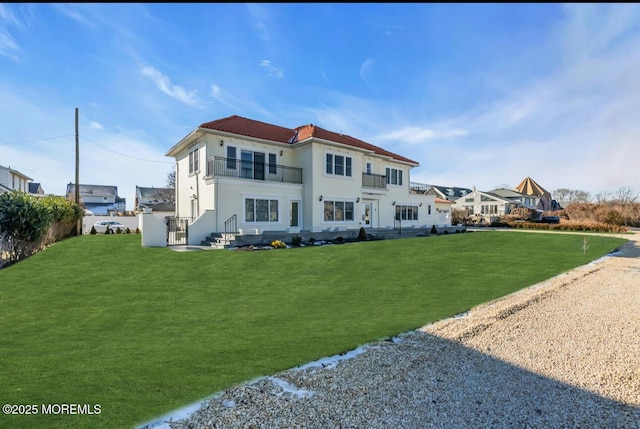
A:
[{"left": 75, "top": 108, "right": 81, "bottom": 236}]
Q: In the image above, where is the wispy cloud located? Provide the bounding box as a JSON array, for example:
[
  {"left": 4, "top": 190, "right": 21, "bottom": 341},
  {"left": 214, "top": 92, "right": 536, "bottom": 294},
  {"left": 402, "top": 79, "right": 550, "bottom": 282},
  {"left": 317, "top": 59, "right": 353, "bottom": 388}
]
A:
[
  {"left": 377, "top": 126, "right": 468, "bottom": 144},
  {"left": 90, "top": 122, "right": 103, "bottom": 130},
  {"left": 0, "top": 4, "right": 21, "bottom": 60},
  {"left": 359, "top": 58, "right": 374, "bottom": 88},
  {"left": 51, "top": 4, "right": 94, "bottom": 27},
  {"left": 140, "top": 66, "right": 202, "bottom": 107},
  {"left": 259, "top": 60, "right": 283, "bottom": 78},
  {"left": 246, "top": 3, "right": 271, "bottom": 43}
]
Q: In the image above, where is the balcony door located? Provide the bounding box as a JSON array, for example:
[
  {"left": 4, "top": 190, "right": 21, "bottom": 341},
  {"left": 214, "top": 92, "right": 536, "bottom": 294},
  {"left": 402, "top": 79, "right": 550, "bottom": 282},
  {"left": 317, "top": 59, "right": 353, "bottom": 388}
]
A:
[{"left": 240, "top": 150, "right": 265, "bottom": 180}]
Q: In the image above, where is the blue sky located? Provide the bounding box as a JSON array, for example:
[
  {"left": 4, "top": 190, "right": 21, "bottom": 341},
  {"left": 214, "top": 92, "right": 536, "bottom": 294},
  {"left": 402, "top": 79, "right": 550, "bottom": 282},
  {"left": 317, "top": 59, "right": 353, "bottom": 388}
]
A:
[{"left": 1, "top": 3, "right": 639, "bottom": 209}]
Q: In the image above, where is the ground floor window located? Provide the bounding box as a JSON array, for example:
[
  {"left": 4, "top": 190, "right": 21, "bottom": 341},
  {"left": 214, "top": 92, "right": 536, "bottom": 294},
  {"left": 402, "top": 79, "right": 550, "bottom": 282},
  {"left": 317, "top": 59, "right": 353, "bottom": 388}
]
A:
[
  {"left": 395, "top": 205, "right": 418, "bottom": 221},
  {"left": 324, "top": 200, "right": 354, "bottom": 222},
  {"left": 245, "top": 198, "right": 278, "bottom": 222},
  {"left": 481, "top": 204, "right": 498, "bottom": 215}
]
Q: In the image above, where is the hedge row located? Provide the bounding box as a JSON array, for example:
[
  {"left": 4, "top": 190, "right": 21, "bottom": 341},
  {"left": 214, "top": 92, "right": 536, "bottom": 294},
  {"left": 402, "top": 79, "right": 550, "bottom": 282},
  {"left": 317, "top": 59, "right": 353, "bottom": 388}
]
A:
[
  {"left": 0, "top": 192, "right": 83, "bottom": 267},
  {"left": 491, "top": 219, "right": 628, "bottom": 233}
]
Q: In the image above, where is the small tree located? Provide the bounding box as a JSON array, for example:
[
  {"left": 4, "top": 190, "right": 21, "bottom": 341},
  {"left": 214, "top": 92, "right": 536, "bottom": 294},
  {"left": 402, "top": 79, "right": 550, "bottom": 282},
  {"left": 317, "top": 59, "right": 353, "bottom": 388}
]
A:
[
  {"left": 357, "top": 227, "right": 368, "bottom": 241},
  {"left": 90, "top": 226, "right": 97, "bottom": 235}
]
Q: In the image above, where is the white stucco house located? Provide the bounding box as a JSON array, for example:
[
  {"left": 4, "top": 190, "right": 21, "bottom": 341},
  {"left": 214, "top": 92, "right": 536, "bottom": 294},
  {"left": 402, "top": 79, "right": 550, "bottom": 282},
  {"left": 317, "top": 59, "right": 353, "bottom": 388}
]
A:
[
  {"left": 165, "top": 115, "right": 442, "bottom": 245},
  {"left": 0, "top": 164, "right": 33, "bottom": 194},
  {"left": 451, "top": 187, "right": 539, "bottom": 223}
]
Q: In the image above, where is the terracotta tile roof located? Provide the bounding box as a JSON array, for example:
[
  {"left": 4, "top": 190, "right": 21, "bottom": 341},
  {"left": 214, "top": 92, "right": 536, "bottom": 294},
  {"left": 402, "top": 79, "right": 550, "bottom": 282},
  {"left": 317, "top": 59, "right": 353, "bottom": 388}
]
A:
[
  {"left": 199, "top": 115, "right": 418, "bottom": 165},
  {"left": 199, "top": 115, "right": 298, "bottom": 144},
  {"left": 435, "top": 197, "right": 454, "bottom": 204},
  {"left": 295, "top": 123, "right": 419, "bottom": 165}
]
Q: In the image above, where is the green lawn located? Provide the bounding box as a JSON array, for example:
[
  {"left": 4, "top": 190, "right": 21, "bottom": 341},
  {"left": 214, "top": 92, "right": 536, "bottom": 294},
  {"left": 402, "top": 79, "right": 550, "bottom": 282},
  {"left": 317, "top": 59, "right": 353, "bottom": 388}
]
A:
[{"left": 0, "top": 232, "right": 626, "bottom": 429}]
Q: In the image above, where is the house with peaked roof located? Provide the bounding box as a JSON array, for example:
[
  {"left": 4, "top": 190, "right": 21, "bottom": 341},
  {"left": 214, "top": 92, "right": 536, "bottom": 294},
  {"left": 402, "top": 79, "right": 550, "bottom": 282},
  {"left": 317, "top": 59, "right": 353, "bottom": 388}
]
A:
[
  {"left": 165, "top": 115, "right": 441, "bottom": 245},
  {"left": 451, "top": 187, "right": 522, "bottom": 223},
  {"left": 28, "top": 182, "right": 45, "bottom": 195},
  {"left": 66, "top": 183, "right": 126, "bottom": 215},
  {"left": 417, "top": 184, "right": 473, "bottom": 201},
  {"left": 0, "top": 164, "right": 33, "bottom": 194},
  {"left": 515, "top": 177, "right": 556, "bottom": 211},
  {"left": 135, "top": 186, "right": 175, "bottom": 214}
]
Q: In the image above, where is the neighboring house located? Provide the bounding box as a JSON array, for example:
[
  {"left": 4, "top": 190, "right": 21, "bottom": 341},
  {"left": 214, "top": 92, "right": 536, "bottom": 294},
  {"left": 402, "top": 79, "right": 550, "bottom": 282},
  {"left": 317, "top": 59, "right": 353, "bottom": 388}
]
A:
[
  {"left": 451, "top": 187, "right": 522, "bottom": 223},
  {"left": 135, "top": 186, "right": 175, "bottom": 213},
  {"left": 434, "top": 198, "right": 455, "bottom": 225},
  {"left": 488, "top": 188, "right": 538, "bottom": 209},
  {"left": 165, "top": 115, "right": 439, "bottom": 245},
  {"left": 514, "top": 177, "right": 558, "bottom": 212},
  {"left": 66, "top": 183, "right": 126, "bottom": 215},
  {"left": 28, "top": 182, "right": 45, "bottom": 195},
  {"left": 426, "top": 185, "right": 472, "bottom": 201},
  {"left": 0, "top": 164, "right": 32, "bottom": 194}
]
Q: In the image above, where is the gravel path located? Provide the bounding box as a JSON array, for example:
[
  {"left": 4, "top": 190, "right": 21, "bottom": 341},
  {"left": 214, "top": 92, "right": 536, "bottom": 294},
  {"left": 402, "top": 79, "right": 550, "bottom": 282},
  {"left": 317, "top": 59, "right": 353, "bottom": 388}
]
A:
[{"left": 166, "top": 232, "right": 640, "bottom": 429}]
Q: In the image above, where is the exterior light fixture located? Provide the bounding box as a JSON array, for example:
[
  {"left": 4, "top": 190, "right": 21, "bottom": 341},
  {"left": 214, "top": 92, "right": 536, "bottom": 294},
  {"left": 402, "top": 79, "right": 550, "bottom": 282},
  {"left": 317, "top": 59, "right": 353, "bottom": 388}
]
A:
[
  {"left": 280, "top": 150, "right": 283, "bottom": 156},
  {"left": 219, "top": 140, "right": 224, "bottom": 146},
  {"left": 419, "top": 202, "right": 423, "bottom": 207},
  {"left": 319, "top": 195, "right": 323, "bottom": 201},
  {"left": 356, "top": 197, "right": 360, "bottom": 203},
  {"left": 392, "top": 201, "right": 396, "bottom": 206}
]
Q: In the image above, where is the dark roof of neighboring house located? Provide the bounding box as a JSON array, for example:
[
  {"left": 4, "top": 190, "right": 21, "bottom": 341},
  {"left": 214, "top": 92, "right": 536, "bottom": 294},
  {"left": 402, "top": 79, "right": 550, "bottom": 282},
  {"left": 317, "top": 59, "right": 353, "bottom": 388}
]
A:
[
  {"left": 66, "top": 183, "right": 118, "bottom": 196},
  {"left": 197, "top": 115, "right": 418, "bottom": 165},
  {"left": 139, "top": 202, "right": 175, "bottom": 212},
  {"left": 28, "top": 182, "right": 43, "bottom": 194},
  {"left": 136, "top": 186, "right": 173, "bottom": 199},
  {"left": 489, "top": 188, "right": 529, "bottom": 200},
  {"left": 431, "top": 185, "right": 473, "bottom": 199}
]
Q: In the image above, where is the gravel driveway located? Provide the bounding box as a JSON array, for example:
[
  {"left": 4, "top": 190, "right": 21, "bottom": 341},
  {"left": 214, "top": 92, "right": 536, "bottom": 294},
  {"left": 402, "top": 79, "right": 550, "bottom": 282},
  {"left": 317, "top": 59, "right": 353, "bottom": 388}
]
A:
[{"left": 163, "top": 232, "right": 640, "bottom": 429}]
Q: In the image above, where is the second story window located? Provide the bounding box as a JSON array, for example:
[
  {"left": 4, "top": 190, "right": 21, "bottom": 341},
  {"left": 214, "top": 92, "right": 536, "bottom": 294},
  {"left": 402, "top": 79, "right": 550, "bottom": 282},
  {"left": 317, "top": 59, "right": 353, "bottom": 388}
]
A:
[
  {"left": 189, "top": 148, "right": 199, "bottom": 174},
  {"left": 386, "top": 167, "right": 403, "bottom": 186},
  {"left": 326, "top": 153, "right": 352, "bottom": 177}
]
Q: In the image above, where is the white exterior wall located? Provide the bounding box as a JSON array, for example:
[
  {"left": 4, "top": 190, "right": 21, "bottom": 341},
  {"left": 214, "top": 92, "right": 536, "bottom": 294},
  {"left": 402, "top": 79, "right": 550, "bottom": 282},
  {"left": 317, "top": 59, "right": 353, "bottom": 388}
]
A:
[{"left": 170, "top": 127, "right": 437, "bottom": 236}]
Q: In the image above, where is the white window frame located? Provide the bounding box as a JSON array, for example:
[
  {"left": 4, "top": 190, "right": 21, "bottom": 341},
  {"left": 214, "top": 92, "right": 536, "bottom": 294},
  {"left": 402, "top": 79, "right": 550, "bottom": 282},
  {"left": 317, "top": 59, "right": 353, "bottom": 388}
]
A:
[
  {"left": 325, "top": 152, "right": 353, "bottom": 177},
  {"left": 188, "top": 148, "right": 200, "bottom": 174},
  {"left": 323, "top": 199, "right": 355, "bottom": 222},
  {"left": 244, "top": 197, "right": 279, "bottom": 224},
  {"left": 395, "top": 204, "right": 419, "bottom": 221},
  {"left": 385, "top": 167, "right": 403, "bottom": 186}
]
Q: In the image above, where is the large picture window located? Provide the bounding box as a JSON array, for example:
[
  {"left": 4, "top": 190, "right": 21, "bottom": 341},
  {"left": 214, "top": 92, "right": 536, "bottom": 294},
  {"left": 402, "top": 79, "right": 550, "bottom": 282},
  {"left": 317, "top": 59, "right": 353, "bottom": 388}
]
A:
[
  {"left": 324, "top": 200, "right": 355, "bottom": 222},
  {"left": 326, "top": 153, "right": 352, "bottom": 177},
  {"left": 245, "top": 198, "right": 278, "bottom": 223},
  {"left": 395, "top": 204, "right": 418, "bottom": 221}
]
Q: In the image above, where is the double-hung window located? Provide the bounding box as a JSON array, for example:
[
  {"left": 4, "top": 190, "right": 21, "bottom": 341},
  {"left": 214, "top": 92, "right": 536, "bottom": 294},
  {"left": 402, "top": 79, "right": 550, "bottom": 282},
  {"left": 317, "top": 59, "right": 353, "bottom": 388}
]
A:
[
  {"left": 326, "top": 153, "right": 352, "bottom": 177},
  {"left": 189, "top": 148, "right": 199, "bottom": 174},
  {"left": 386, "top": 167, "right": 403, "bottom": 186}
]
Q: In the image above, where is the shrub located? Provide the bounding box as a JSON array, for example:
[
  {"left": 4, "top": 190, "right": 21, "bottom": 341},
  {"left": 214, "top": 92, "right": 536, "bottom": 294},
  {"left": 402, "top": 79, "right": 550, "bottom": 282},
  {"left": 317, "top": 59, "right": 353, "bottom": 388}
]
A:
[
  {"left": 430, "top": 225, "right": 438, "bottom": 235},
  {"left": 291, "top": 235, "right": 302, "bottom": 247},
  {"left": 105, "top": 226, "right": 111, "bottom": 235},
  {"left": 357, "top": 227, "right": 368, "bottom": 241},
  {"left": 335, "top": 236, "right": 344, "bottom": 243},
  {"left": 309, "top": 237, "right": 316, "bottom": 244},
  {"left": 271, "top": 240, "right": 286, "bottom": 249},
  {"left": 125, "top": 228, "right": 131, "bottom": 234},
  {"left": 116, "top": 227, "right": 122, "bottom": 234},
  {"left": 90, "top": 226, "right": 97, "bottom": 235},
  {"left": 135, "top": 227, "right": 141, "bottom": 234}
]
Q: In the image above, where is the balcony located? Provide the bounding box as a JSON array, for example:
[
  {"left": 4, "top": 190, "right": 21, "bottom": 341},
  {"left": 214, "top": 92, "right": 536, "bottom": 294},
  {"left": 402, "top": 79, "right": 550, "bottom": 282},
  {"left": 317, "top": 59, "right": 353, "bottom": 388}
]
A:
[
  {"left": 206, "top": 156, "right": 302, "bottom": 184},
  {"left": 362, "top": 173, "right": 387, "bottom": 190}
]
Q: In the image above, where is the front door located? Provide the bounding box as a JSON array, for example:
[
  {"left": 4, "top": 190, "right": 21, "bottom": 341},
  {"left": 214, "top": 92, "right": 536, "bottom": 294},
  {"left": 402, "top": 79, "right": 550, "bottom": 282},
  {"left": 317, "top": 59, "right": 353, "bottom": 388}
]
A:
[
  {"left": 289, "top": 200, "right": 301, "bottom": 229},
  {"left": 362, "top": 202, "right": 372, "bottom": 228}
]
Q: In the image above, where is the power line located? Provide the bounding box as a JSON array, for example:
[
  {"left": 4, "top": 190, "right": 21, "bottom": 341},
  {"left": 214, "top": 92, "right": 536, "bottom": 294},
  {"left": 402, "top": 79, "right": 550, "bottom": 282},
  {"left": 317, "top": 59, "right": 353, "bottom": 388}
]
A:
[
  {"left": 80, "top": 135, "right": 174, "bottom": 164},
  {"left": 0, "top": 135, "right": 75, "bottom": 146}
]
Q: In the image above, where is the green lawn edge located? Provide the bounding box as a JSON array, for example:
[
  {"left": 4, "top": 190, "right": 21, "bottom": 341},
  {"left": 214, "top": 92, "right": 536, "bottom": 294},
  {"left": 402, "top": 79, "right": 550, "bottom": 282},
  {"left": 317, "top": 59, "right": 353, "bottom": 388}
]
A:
[{"left": 0, "top": 232, "right": 627, "bottom": 429}]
